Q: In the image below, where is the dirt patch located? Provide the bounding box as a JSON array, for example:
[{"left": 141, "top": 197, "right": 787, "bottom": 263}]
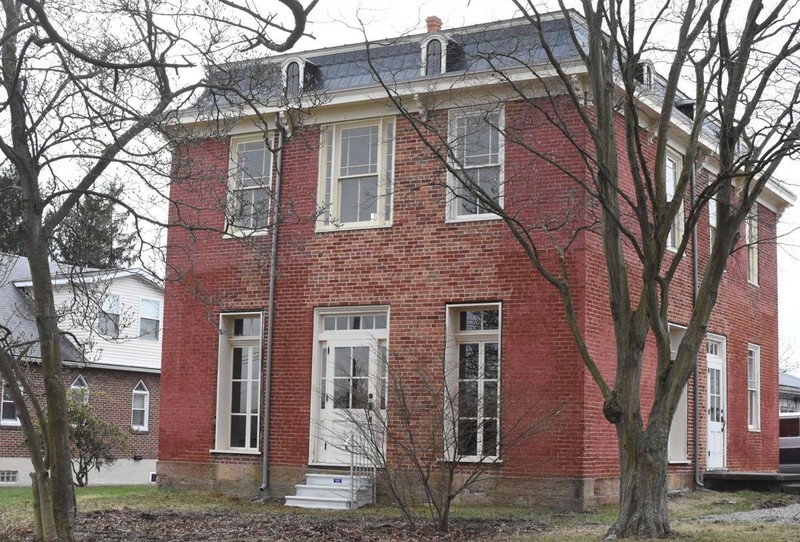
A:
[{"left": 5, "top": 510, "right": 549, "bottom": 541}]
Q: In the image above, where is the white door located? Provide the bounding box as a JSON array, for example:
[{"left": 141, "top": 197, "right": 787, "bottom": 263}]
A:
[
  {"left": 315, "top": 339, "right": 386, "bottom": 464},
  {"left": 707, "top": 340, "right": 726, "bottom": 470}
]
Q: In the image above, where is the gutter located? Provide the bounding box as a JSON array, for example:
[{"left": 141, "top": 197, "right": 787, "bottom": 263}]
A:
[
  {"left": 690, "top": 158, "right": 704, "bottom": 489},
  {"left": 259, "top": 113, "right": 285, "bottom": 493}
]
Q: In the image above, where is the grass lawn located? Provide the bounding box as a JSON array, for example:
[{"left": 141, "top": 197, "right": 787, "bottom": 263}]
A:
[{"left": 1, "top": 486, "right": 799, "bottom": 540}]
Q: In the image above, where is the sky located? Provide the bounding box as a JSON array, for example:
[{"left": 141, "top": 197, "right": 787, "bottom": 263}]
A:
[{"left": 291, "top": 0, "right": 800, "bottom": 370}]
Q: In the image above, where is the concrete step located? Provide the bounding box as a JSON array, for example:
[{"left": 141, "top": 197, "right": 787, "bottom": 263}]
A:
[
  {"left": 783, "top": 483, "right": 800, "bottom": 495},
  {"left": 294, "top": 483, "right": 362, "bottom": 499},
  {"left": 285, "top": 495, "right": 353, "bottom": 510},
  {"left": 305, "top": 473, "right": 371, "bottom": 487}
]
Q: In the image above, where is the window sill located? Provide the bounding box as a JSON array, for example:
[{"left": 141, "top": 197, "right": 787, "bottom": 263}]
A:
[
  {"left": 209, "top": 448, "right": 261, "bottom": 455},
  {"left": 446, "top": 213, "right": 502, "bottom": 224},
  {"left": 748, "top": 428, "right": 761, "bottom": 433},
  {"left": 0, "top": 422, "right": 21, "bottom": 428},
  {"left": 223, "top": 229, "right": 271, "bottom": 239},
  {"left": 439, "top": 457, "right": 503, "bottom": 465},
  {"left": 131, "top": 428, "right": 149, "bottom": 434},
  {"left": 668, "top": 460, "right": 691, "bottom": 465},
  {"left": 315, "top": 222, "right": 393, "bottom": 233}
]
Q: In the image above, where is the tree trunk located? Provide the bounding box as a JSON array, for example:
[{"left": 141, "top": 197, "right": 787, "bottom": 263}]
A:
[
  {"left": 608, "top": 425, "right": 670, "bottom": 539},
  {"left": 31, "top": 471, "right": 58, "bottom": 542}
]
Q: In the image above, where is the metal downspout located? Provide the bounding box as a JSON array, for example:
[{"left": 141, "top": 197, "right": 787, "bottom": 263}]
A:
[
  {"left": 260, "top": 114, "right": 285, "bottom": 492},
  {"left": 690, "top": 158, "right": 704, "bottom": 489}
]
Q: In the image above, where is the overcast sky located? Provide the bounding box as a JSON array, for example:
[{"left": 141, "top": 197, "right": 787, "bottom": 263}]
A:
[{"left": 293, "top": 0, "right": 800, "bottom": 370}]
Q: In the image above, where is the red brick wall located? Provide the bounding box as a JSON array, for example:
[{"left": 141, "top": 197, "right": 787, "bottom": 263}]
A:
[
  {"left": 1, "top": 366, "right": 159, "bottom": 460},
  {"left": 160, "top": 96, "right": 779, "bottom": 490}
]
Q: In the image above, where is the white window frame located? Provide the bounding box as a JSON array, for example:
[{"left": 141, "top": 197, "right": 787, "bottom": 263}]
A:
[
  {"left": 131, "top": 381, "right": 150, "bottom": 431},
  {"left": 71, "top": 375, "right": 89, "bottom": 405},
  {"left": 444, "top": 302, "right": 502, "bottom": 462},
  {"left": 746, "top": 208, "right": 759, "bottom": 285},
  {"left": 447, "top": 107, "right": 505, "bottom": 222},
  {"left": 665, "top": 152, "right": 684, "bottom": 252},
  {"left": 420, "top": 35, "right": 447, "bottom": 76},
  {"left": 95, "top": 293, "right": 121, "bottom": 338},
  {"left": 747, "top": 344, "right": 761, "bottom": 431},
  {"left": 138, "top": 298, "right": 162, "bottom": 341},
  {"left": 316, "top": 117, "right": 395, "bottom": 231},
  {"left": 212, "top": 312, "right": 263, "bottom": 454},
  {"left": 227, "top": 134, "right": 273, "bottom": 235},
  {"left": 1, "top": 380, "right": 21, "bottom": 427},
  {"left": 283, "top": 59, "right": 303, "bottom": 95},
  {"left": 0, "top": 470, "right": 18, "bottom": 483},
  {"left": 708, "top": 196, "right": 717, "bottom": 252},
  {"left": 667, "top": 324, "right": 689, "bottom": 463}
]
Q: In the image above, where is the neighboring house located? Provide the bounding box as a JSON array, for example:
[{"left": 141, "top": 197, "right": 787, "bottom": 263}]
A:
[
  {"left": 157, "top": 14, "right": 792, "bottom": 509},
  {"left": 0, "top": 253, "right": 161, "bottom": 487},
  {"left": 780, "top": 373, "right": 800, "bottom": 413}
]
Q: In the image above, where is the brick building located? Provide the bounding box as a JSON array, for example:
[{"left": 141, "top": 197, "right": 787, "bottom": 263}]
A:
[
  {"left": 0, "top": 254, "right": 162, "bottom": 486},
  {"left": 157, "top": 13, "right": 792, "bottom": 508}
]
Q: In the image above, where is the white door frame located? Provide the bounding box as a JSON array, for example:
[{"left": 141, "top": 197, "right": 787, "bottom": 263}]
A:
[{"left": 706, "top": 334, "right": 727, "bottom": 470}]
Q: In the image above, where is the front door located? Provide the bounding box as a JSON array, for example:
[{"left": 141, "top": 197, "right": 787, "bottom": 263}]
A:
[
  {"left": 315, "top": 338, "right": 386, "bottom": 465},
  {"left": 707, "top": 339, "right": 726, "bottom": 470}
]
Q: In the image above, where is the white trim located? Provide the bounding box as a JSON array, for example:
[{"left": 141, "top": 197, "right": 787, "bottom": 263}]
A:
[
  {"left": 706, "top": 333, "right": 728, "bottom": 470},
  {"left": 131, "top": 381, "right": 150, "bottom": 431},
  {"left": 14, "top": 268, "right": 162, "bottom": 291},
  {"left": 665, "top": 150, "right": 684, "bottom": 252},
  {"left": 420, "top": 35, "right": 448, "bottom": 76},
  {"left": 71, "top": 375, "right": 89, "bottom": 404},
  {"left": 137, "top": 297, "right": 162, "bottom": 342},
  {"left": 746, "top": 208, "right": 759, "bottom": 286},
  {"left": 747, "top": 344, "right": 761, "bottom": 432},
  {"left": 0, "top": 380, "right": 21, "bottom": 427},
  {"left": 281, "top": 57, "right": 305, "bottom": 94},
  {"left": 446, "top": 106, "right": 505, "bottom": 222}
]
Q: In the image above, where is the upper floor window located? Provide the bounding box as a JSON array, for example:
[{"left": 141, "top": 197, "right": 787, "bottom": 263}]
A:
[
  {"left": 229, "top": 136, "right": 272, "bottom": 232},
  {"left": 425, "top": 39, "right": 443, "bottom": 75},
  {"left": 746, "top": 208, "right": 758, "bottom": 285},
  {"left": 285, "top": 61, "right": 301, "bottom": 95},
  {"left": 71, "top": 375, "right": 89, "bottom": 405},
  {"left": 1, "top": 380, "right": 20, "bottom": 426},
  {"left": 448, "top": 108, "right": 504, "bottom": 220},
  {"left": 635, "top": 62, "right": 653, "bottom": 89},
  {"left": 131, "top": 381, "right": 150, "bottom": 431},
  {"left": 665, "top": 153, "right": 684, "bottom": 251},
  {"left": 708, "top": 196, "right": 718, "bottom": 251},
  {"left": 318, "top": 118, "right": 395, "bottom": 230},
  {"left": 95, "top": 294, "right": 121, "bottom": 338},
  {"left": 139, "top": 298, "right": 161, "bottom": 341}
]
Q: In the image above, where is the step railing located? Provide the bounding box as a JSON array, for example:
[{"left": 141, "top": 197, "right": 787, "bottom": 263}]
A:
[{"left": 347, "top": 423, "right": 377, "bottom": 509}]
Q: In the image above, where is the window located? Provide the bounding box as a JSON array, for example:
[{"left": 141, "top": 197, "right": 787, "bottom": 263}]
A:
[
  {"left": 635, "top": 62, "right": 653, "bottom": 89},
  {"left": 446, "top": 304, "right": 501, "bottom": 460},
  {"left": 0, "top": 471, "right": 18, "bottom": 483},
  {"left": 139, "top": 299, "right": 161, "bottom": 341},
  {"left": 71, "top": 375, "right": 89, "bottom": 404},
  {"left": 131, "top": 381, "right": 149, "bottom": 431},
  {"left": 318, "top": 118, "right": 395, "bottom": 229},
  {"left": 424, "top": 38, "right": 443, "bottom": 75},
  {"left": 448, "top": 109, "right": 504, "bottom": 220},
  {"left": 285, "top": 61, "right": 300, "bottom": 95},
  {"left": 665, "top": 153, "right": 684, "bottom": 250},
  {"left": 746, "top": 208, "right": 758, "bottom": 285},
  {"left": 708, "top": 197, "right": 717, "bottom": 251},
  {"left": 214, "top": 314, "right": 262, "bottom": 452},
  {"left": 229, "top": 136, "right": 272, "bottom": 232},
  {"left": 667, "top": 324, "right": 688, "bottom": 462},
  {"left": 95, "top": 293, "right": 121, "bottom": 338},
  {"left": 1, "top": 381, "right": 20, "bottom": 426},
  {"left": 748, "top": 345, "right": 760, "bottom": 431}
]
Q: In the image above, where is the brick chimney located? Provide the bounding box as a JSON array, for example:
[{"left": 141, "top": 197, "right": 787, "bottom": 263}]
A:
[{"left": 426, "top": 16, "right": 443, "bottom": 33}]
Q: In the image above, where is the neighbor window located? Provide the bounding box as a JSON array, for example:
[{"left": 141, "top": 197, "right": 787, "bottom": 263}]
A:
[
  {"left": 229, "top": 136, "right": 272, "bottom": 232},
  {"left": 448, "top": 109, "right": 504, "bottom": 219},
  {"left": 1, "top": 381, "right": 20, "bottom": 426},
  {"left": 214, "top": 313, "right": 262, "bottom": 452},
  {"left": 285, "top": 61, "right": 301, "bottom": 95},
  {"left": 747, "top": 345, "right": 760, "bottom": 431},
  {"left": 139, "top": 299, "right": 161, "bottom": 341},
  {"left": 665, "top": 153, "right": 684, "bottom": 251},
  {"left": 445, "top": 304, "right": 501, "bottom": 460},
  {"left": 131, "top": 381, "right": 149, "bottom": 431},
  {"left": 746, "top": 209, "right": 758, "bottom": 285},
  {"left": 95, "top": 293, "right": 121, "bottom": 338},
  {"left": 424, "top": 38, "right": 443, "bottom": 75},
  {"left": 0, "top": 470, "right": 17, "bottom": 483},
  {"left": 318, "top": 118, "right": 395, "bottom": 229},
  {"left": 71, "top": 375, "right": 89, "bottom": 405}
]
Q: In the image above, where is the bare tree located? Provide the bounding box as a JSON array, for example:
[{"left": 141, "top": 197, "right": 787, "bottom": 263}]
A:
[
  {"left": 362, "top": 1, "right": 800, "bottom": 538},
  {"left": 0, "top": 1, "right": 318, "bottom": 540}
]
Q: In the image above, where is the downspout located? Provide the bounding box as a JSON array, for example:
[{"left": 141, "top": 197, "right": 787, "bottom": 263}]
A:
[
  {"left": 690, "top": 157, "right": 704, "bottom": 489},
  {"left": 260, "top": 113, "right": 286, "bottom": 492}
]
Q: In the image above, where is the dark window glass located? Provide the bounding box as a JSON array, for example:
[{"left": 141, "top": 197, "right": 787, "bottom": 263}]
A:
[
  {"left": 426, "top": 40, "right": 442, "bottom": 75},
  {"left": 286, "top": 62, "right": 300, "bottom": 95}
]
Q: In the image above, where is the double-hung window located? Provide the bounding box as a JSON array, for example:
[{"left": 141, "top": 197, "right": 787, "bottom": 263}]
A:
[
  {"left": 139, "top": 299, "right": 161, "bottom": 341},
  {"left": 1, "top": 381, "right": 20, "bottom": 426},
  {"left": 448, "top": 109, "right": 504, "bottom": 220},
  {"left": 71, "top": 375, "right": 89, "bottom": 404},
  {"left": 445, "top": 304, "right": 501, "bottom": 460},
  {"left": 229, "top": 136, "right": 272, "bottom": 232},
  {"left": 318, "top": 118, "right": 395, "bottom": 229},
  {"left": 214, "top": 313, "right": 262, "bottom": 452},
  {"left": 131, "top": 381, "right": 149, "bottom": 431},
  {"left": 665, "top": 153, "right": 684, "bottom": 251},
  {"left": 747, "top": 345, "right": 761, "bottom": 431},
  {"left": 746, "top": 208, "right": 759, "bottom": 285},
  {"left": 95, "top": 294, "right": 121, "bottom": 338},
  {"left": 708, "top": 197, "right": 717, "bottom": 251}
]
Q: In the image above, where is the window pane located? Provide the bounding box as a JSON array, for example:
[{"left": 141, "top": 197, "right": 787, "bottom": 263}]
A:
[
  {"left": 340, "top": 126, "right": 379, "bottom": 177},
  {"left": 285, "top": 62, "right": 300, "bottom": 95},
  {"left": 340, "top": 176, "right": 378, "bottom": 223},
  {"left": 334, "top": 379, "right": 350, "bottom": 409},
  {"left": 362, "top": 315, "right": 374, "bottom": 329},
  {"left": 232, "top": 348, "right": 246, "bottom": 379},
  {"left": 457, "top": 419, "right": 478, "bottom": 456},
  {"left": 482, "top": 310, "right": 499, "bottom": 330},
  {"left": 485, "top": 343, "right": 499, "bottom": 379},
  {"left": 460, "top": 311, "right": 481, "bottom": 331},
  {"left": 133, "top": 394, "right": 146, "bottom": 409},
  {"left": 483, "top": 418, "right": 498, "bottom": 456},
  {"left": 140, "top": 318, "right": 159, "bottom": 340},
  {"left": 132, "top": 410, "right": 145, "bottom": 427},
  {"left": 352, "top": 378, "right": 368, "bottom": 409},
  {"left": 231, "top": 382, "right": 247, "bottom": 414},
  {"left": 249, "top": 414, "right": 258, "bottom": 449},
  {"left": 375, "top": 315, "right": 387, "bottom": 329},
  {"left": 1, "top": 399, "right": 16, "bottom": 421},
  {"left": 426, "top": 40, "right": 442, "bottom": 75},
  {"left": 352, "top": 347, "right": 369, "bottom": 377},
  {"left": 324, "top": 317, "right": 335, "bottom": 331},
  {"left": 459, "top": 381, "right": 478, "bottom": 417},
  {"left": 484, "top": 382, "right": 498, "bottom": 418},
  {"left": 459, "top": 343, "right": 479, "bottom": 379},
  {"left": 230, "top": 416, "right": 246, "bottom": 448},
  {"left": 334, "top": 347, "right": 350, "bottom": 377}
]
